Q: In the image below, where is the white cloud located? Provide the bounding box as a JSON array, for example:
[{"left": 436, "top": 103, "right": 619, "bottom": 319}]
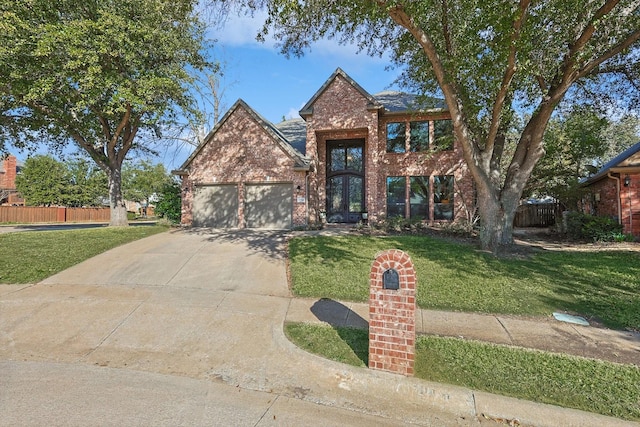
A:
[
  {"left": 207, "top": 9, "right": 275, "bottom": 47},
  {"left": 284, "top": 107, "right": 302, "bottom": 120},
  {"left": 207, "top": 9, "right": 388, "bottom": 64}
]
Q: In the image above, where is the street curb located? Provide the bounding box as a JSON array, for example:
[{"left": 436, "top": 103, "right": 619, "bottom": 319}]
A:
[{"left": 473, "top": 391, "right": 640, "bottom": 427}]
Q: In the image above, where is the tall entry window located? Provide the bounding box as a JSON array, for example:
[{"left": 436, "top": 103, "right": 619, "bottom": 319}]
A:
[{"left": 326, "top": 139, "right": 365, "bottom": 223}]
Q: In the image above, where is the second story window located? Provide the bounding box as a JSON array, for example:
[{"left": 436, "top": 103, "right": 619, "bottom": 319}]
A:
[
  {"left": 387, "top": 119, "right": 454, "bottom": 153},
  {"left": 433, "top": 119, "right": 454, "bottom": 151},
  {"left": 386, "top": 122, "right": 406, "bottom": 153},
  {"left": 409, "top": 121, "right": 430, "bottom": 152}
]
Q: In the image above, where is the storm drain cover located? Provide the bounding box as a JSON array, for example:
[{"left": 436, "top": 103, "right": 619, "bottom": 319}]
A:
[{"left": 552, "top": 312, "right": 590, "bottom": 326}]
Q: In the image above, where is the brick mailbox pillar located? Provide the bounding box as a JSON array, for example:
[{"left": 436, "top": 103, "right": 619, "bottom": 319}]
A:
[{"left": 368, "top": 249, "right": 416, "bottom": 376}]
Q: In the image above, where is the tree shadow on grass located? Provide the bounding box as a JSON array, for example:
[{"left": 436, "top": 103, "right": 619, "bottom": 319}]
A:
[{"left": 310, "top": 298, "right": 369, "bottom": 366}]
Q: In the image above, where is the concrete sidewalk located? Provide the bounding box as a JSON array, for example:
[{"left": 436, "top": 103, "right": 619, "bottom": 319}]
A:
[
  {"left": 286, "top": 298, "right": 640, "bottom": 366},
  {"left": 1, "top": 229, "right": 638, "bottom": 426}
]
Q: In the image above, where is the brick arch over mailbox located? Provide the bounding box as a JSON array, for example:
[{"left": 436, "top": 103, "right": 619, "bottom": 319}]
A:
[
  {"left": 369, "top": 249, "right": 416, "bottom": 376},
  {"left": 369, "top": 250, "right": 416, "bottom": 292}
]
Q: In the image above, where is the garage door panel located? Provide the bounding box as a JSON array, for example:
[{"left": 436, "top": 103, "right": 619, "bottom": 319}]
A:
[
  {"left": 245, "top": 184, "right": 292, "bottom": 229},
  {"left": 193, "top": 185, "right": 238, "bottom": 228}
]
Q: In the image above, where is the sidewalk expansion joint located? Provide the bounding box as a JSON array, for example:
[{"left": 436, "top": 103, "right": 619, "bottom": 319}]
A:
[
  {"left": 253, "top": 394, "right": 280, "bottom": 426},
  {"left": 471, "top": 391, "right": 479, "bottom": 418},
  {"left": 79, "top": 298, "right": 147, "bottom": 361},
  {"left": 495, "top": 316, "right": 515, "bottom": 344},
  {"left": 164, "top": 240, "right": 209, "bottom": 286}
]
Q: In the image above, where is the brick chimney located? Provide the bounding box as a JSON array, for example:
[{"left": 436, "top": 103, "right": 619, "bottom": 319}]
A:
[{"left": 0, "top": 155, "right": 18, "bottom": 189}]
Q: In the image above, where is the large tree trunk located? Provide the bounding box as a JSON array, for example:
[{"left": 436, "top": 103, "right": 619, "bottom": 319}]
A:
[
  {"left": 476, "top": 190, "right": 518, "bottom": 255},
  {"left": 108, "top": 167, "right": 128, "bottom": 227}
]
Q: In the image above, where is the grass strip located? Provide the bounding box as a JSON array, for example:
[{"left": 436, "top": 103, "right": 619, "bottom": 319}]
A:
[
  {"left": 0, "top": 225, "right": 168, "bottom": 284},
  {"left": 416, "top": 336, "right": 640, "bottom": 421},
  {"left": 284, "top": 322, "right": 640, "bottom": 421},
  {"left": 284, "top": 322, "right": 368, "bottom": 367},
  {"left": 288, "top": 235, "right": 640, "bottom": 330}
]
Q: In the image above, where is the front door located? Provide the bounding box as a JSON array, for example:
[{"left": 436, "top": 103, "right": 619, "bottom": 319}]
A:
[{"left": 326, "top": 139, "right": 365, "bottom": 223}]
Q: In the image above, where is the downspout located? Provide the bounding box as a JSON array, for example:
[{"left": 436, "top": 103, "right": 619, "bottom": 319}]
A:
[
  {"left": 607, "top": 172, "right": 623, "bottom": 225},
  {"left": 305, "top": 171, "right": 310, "bottom": 226}
]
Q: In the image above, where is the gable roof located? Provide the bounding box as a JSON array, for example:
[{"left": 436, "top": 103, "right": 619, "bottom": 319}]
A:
[
  {"left": 299, "top": 68, "right": 383, "bottom": 117},
  {"left": 299, "top": 68, "right": 447, "bottom": 118},
  {"left": 582, "top": 141, "right": 640, "bottom": 185},
  {"left": 174, "top": 99, "right": 309, "bottom": 174}
]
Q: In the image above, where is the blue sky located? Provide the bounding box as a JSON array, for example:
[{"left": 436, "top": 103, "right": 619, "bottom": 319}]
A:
[{"left": 206, "top": 10, "right": 401, "bottom": 124}]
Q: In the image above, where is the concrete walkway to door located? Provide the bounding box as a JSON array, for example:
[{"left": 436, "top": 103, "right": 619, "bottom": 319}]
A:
[{"left": 0, "top": 229, "right": 637, "bottom": 426}]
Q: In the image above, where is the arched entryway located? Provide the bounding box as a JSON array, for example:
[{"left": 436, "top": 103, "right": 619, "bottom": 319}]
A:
[{"left": 326, "top": 139, "right": 365, "bottom": 223}]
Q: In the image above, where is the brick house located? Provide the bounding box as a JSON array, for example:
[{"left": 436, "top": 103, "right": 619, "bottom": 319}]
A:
[
  {"left": 175, "top": 68, "right": 474, "bottom": 229},
  {"left": 581, "top": 141, "right": 640, "bottom": 238},
  {"left": 0, "top": 155, "right": 24, "bottom": 206}
]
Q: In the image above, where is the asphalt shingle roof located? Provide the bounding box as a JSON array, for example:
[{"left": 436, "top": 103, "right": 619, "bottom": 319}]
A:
[
  {"left": 274, "top": 118, "right": 307, "bottom": 156},
  {"left": 582, "top": 141, "right": 640, "bottom": 185},
  {"left": 373, "top": 90, "right": 445, "bottom": 112}
]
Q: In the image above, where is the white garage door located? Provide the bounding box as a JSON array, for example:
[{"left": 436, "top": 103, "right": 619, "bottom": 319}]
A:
[
  {"left": 245, "top": 183, "right": 293, "bottom": 229},
  {"left": 192, "top": 185, "right": 238, "bottom": 228}
]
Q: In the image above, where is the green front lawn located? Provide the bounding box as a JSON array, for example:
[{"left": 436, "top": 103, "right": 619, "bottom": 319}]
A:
[
  {"left": 0, "top": 225, "right": 168, "bottom": 284},
  {"left": 289, "top": 235, "right": 640, "bottom": 330},
  {"left": 284, "top": 323, "right": 640, "bottom": 421}
]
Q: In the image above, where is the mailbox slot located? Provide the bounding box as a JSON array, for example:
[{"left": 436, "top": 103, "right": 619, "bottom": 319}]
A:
[{"left": 382, "top": 268, "right": 399, "bottom": 290}]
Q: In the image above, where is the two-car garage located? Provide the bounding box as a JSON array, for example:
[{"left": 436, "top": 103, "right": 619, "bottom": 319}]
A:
[{"left": 192, "top": 183, "right": 293, "bottom": 229}]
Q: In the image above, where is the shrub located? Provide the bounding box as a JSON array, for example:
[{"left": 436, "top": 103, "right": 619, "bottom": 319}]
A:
[
  {"left": 565, "top": 212, "right": 623, "bottom": 241},
  {"left": 372, "top": 216, "right": 425, "bottom": 233},
  {"left": 154, "top": 181, "right": 181, "bottom": 224}
]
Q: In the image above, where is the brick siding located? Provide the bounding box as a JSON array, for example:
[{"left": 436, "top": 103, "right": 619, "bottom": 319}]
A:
[
  {"left": 305, "top": 73, "right": 474, "bottom": 225},
  {"left": 587, "top": 173, "right": 640, "bottom": 237},
  {"left": 180, "top": 104, "right": 307, "bottom": 227},
  {"left": 0, "top": 155, "right": 18, "bottom": 189},
  {"left": 180, "top": 70, "right": 475, "bottom": 229},
  {"left": 369, "top": 249, "right": 416, "bottom": 376}
]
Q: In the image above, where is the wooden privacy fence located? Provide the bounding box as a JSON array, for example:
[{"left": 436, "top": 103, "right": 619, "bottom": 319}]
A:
[
  {"left": 513, "top": 203, "right": 559, "bottom": 228},
  {"left": 0, "top": 206, "right": 110, "bottom": 224}
]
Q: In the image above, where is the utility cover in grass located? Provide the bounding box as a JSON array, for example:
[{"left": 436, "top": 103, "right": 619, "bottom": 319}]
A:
[{"left": 553, "top": 312, "right": 590, "bottom": 326}]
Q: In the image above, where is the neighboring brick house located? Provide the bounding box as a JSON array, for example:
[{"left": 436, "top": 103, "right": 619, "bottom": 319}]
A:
[
  {"left": 0, "top": 155, "right": 24, "bottom": 206},
  {"left": 175, "top": 68, "right": 474, "bottom": 229},
  {"left": 581, "top": 141, "right": 640, "bottom": 238}
]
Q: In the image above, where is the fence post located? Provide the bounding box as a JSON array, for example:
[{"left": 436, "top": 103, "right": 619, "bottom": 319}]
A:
[{"left": 56, "top": 207, "right": 66, "bottom": 223}]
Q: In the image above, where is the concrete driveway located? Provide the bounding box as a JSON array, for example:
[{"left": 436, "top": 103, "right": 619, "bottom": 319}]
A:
[
  {"left": 0, "top": 229, "right": 476, "bottom": 426},
  {"left": 1, "top": 229, "right": 635, "bottom": 426}
]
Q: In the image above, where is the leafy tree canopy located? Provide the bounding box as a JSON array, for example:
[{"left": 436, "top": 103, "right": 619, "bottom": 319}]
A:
[
  {"left": 602, "top": 113, "right": 640, "bottom": 160},
  {"left": 217, "top": 0, "right": 640, "bottom": 252},
  {"left": 14, "top": 155, "right": 68, "bottom": 206},
  {"left": 14, "top": 154, "right": 107, "bottom": 207},
  {"left": 1, "top": 0, "right": 212, "bottom": 225},
  {"left": 65, "top": 156, "right": 109, "bottom": 207},
  {"left": 122, "top": 159, "right": 173, "bottom": 206},
  {"left": 526, "top": 105, "right": 609, "bottom": 209}
]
